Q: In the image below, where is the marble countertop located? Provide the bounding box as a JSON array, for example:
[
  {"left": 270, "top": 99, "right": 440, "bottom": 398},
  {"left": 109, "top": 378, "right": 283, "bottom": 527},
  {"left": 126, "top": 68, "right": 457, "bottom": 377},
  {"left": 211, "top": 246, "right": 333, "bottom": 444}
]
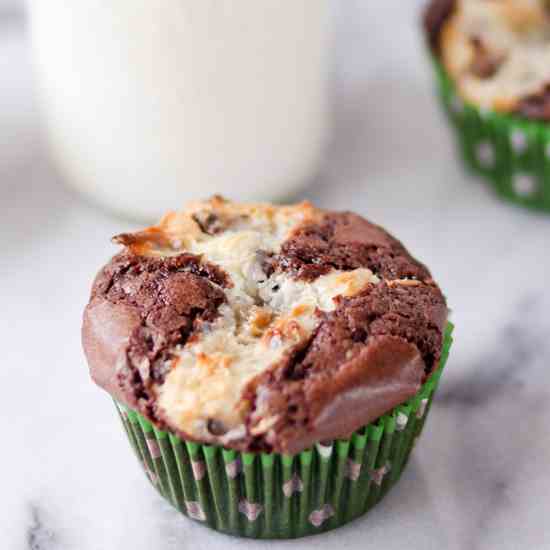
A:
[{"left": 2, "top": 3, "right": 550, "bottom": 549}]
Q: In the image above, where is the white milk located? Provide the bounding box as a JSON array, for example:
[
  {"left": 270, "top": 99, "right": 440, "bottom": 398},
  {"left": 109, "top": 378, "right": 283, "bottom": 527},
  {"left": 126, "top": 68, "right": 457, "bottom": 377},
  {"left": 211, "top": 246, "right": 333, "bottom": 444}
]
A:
[{"left": 28, "top": 1, "right": 331, "bottom": 220}]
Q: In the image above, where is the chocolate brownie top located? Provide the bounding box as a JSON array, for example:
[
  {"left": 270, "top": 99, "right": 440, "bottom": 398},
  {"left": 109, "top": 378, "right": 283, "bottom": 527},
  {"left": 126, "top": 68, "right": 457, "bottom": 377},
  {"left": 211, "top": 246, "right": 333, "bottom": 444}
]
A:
[
  {"left": 83, "top": 196, "right": 447, "bottom": 454},
  {"left": 424, "top": 0, "right": 550, "bottom": 121}
]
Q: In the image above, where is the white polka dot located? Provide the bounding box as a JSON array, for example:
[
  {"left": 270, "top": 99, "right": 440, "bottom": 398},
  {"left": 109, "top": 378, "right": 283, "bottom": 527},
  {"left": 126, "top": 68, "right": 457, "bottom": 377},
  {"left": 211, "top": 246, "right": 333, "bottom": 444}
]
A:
[
  {"left": 476, "top": 141, "right": 495, "bottom": 168},
  {"left": 479, "top": 107, "right": 491, "bottom": 119},
  {"left": 185, "top": 501, "right": 206, "bottom": 522},
  {"left": 510, "top": 130, "right": 528, "bottom": 154},
  {"left": 513, "top": 174, "right": 537, "bottom": 197}
]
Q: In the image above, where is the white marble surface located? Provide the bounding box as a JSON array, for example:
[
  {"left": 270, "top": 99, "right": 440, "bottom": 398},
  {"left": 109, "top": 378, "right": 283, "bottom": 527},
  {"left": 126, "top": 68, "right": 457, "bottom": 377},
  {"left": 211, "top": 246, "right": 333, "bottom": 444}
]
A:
[{"left": 2, "top": 3, "right": 550, "bottom": 549}]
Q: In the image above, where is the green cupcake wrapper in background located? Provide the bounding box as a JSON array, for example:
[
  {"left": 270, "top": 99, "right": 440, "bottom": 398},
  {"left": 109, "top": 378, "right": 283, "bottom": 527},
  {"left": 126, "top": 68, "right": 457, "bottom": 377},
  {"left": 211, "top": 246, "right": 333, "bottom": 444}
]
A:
[
  {"left": 115, "top": 323, "right": 453, "bottom": 539},
  {"left": 431, "top": 58, "right": 550, "bottom": 212}
]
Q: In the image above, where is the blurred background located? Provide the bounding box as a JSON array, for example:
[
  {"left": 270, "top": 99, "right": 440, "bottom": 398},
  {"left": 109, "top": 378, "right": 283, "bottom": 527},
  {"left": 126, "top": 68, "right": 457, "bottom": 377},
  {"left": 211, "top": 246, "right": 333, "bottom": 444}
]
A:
[{"left": 2, "top": 1, "right": 550, "bottom": 549}]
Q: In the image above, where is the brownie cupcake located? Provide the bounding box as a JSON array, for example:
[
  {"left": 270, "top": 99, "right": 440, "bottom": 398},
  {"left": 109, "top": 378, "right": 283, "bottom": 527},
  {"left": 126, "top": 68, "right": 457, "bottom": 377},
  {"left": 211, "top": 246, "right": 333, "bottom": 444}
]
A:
[
  {"left": 425, "top": 0, "right": 550, "bottom": 211},
  {"left": 83, "top": 196, "right": 452, "bottom": 538}
]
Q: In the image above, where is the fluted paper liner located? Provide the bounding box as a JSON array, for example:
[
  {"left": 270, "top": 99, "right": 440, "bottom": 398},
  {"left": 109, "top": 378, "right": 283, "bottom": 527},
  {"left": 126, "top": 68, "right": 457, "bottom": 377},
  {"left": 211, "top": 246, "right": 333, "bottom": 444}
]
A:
[
  {"left": 115, "top": 323, "right": 453, "bottom": 539},
  {"left": 431, "top": 58, "right": 550, "bottom": 212}
]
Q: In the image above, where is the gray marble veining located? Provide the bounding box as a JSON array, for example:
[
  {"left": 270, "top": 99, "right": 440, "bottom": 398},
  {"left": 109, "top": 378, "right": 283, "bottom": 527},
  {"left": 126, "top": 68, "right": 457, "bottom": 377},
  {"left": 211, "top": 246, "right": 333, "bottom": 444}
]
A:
[{"left": 26, "top": 504, "right": 57, "bottom": 550}]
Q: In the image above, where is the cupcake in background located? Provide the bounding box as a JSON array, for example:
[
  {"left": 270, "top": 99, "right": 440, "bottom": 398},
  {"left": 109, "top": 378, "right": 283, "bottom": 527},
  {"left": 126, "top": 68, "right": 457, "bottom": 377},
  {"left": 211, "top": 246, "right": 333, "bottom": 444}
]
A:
[
  {"left": 424, "top": 0, "right": 550, "bottom": 211},
  {"left": 82, "top": 196, "right": 452, "bottom": 539}
]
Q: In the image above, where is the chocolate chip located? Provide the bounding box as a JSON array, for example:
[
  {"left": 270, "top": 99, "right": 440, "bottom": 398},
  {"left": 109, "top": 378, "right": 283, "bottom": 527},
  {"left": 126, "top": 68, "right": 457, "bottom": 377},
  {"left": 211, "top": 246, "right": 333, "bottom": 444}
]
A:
[
  {"left": 517, "top": 83, "right": 550, "bottom": 121},
  {"left": 207, "top": 419, "right": 228, "bottom": 436},
  {"left": 192, "top": 211, "right": 224, "bottom": 235},
  {"left": 255, "top": 250, "right": 274, "bottom": 280},
  {"left": 469, "top": 37, "right": 504, "bottom": 79}
]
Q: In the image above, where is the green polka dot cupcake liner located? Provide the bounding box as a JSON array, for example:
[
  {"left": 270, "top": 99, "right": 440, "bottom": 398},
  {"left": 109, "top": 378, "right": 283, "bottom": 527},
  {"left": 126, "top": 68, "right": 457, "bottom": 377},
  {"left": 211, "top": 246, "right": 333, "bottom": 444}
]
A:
[
  {"left": 432, "top": 59, "right": 550, "bottom": 212},
  {"left": 115, "top": 323, "right": 453, "bottom": 539}
]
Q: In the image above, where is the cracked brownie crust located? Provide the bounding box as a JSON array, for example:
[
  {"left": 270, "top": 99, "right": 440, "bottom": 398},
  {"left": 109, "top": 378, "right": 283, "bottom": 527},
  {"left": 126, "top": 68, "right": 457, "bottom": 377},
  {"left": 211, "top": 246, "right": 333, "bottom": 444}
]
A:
[
  {"left": 84, "top": 252, "right": 228, "bottom": 418},
  {"left": 265, "top": 211, "right": 431, "bottom": 282},
  {"left": 425, "top": 0, "right": 550, "bottom": 121},
  {"left": 83, "top": 197, "right": 447, "bottom": 454}
]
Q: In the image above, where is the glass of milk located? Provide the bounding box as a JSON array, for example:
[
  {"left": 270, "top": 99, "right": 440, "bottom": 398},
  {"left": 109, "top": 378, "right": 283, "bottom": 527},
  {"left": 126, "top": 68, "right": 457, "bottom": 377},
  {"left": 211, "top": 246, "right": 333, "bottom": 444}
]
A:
[{"left": 28, "top": 1, "right": 331, "bottom": 221}]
